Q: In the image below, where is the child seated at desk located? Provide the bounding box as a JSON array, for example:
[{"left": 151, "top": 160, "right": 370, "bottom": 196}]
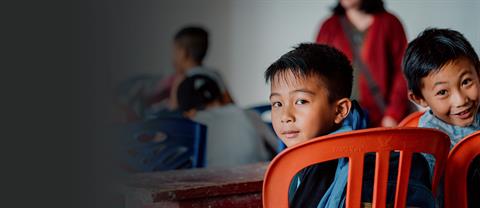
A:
[{"left": 177, "top": 74, "right": 269, "bottom": 168}]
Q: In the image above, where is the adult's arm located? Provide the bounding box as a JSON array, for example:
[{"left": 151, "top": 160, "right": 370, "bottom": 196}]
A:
[
  {"left": 315, "top": 17, "right": 335, "bottom": 45},
  {"left": 384, "top": 15, "right": 409, "bottom": 123}
]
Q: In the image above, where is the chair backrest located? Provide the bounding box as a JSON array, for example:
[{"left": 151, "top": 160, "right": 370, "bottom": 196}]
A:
[
  {"left": 398, "top": 111, "right": 424, "bottom": 127},
  {"left": 116, "top": 74, "right": 165, "bottom": 120},
  {"left": 262, "top": 128, "right": 450, "bottom": 208},
  {"left": 123, "top": 117, "right": 207, "bottom": 172},
  {"left": 444, "top": 131, "right": 480, "bottom": 208}
]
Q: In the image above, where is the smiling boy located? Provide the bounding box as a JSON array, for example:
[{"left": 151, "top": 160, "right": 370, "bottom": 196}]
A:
[
  {"left": 403, "top": 28, "right": 480, "bottom": 154},
  {"left": 403, "top": 28, "right": 480, "bottom": 207}
]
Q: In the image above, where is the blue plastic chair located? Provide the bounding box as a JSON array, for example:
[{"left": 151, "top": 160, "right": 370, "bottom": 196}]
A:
[
  {"left": 122, "top": 117, "right": 207, "bottom": 172},
  {"left": 249, "top": 104, "right": 286, "bottom": 152}
]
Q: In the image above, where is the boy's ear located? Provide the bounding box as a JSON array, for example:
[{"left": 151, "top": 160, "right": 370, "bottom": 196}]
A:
[
  {"left": 334, "top": 98, "right": 352, "bottom": 124},
  {"left": 408, "top": 91, "right": 429, "bottom": 108}
]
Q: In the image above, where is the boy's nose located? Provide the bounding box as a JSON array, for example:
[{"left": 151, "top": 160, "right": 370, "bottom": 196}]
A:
[
  {"left": 280, "top": 107, "right": 294, "bottom": 123},
  {"left": 281, "top": 116, "right": 293, "bottom": 123},
  {"left": 452, "top": 91, "right": 469, "bottom": 107}
]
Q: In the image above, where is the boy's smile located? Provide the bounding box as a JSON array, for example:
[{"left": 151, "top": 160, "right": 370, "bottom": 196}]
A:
[
  {"left": 413, "top": 57, "right": 480, "bottom": 127},
  {"left": 269, "top": 71, "right": 339, "bottom": 147},
  {"left": 450, "top": 105, "right": 474, "bottom": 119}
]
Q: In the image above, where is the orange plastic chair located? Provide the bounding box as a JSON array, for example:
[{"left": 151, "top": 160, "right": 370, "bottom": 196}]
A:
[
  {"left": 262, "top": 128, "right": 450, "bottom": 208},
  {"left": 444, "top": 131, "right": 480, "bottom": 208},
  {"left": 398, "top": 111, "right": 425, "bottom": 127}
]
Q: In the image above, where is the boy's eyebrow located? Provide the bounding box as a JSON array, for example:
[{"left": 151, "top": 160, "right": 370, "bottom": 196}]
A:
[
  {"left": 269, "top": 89, "right": 315, "bottom": 99},
  {"left": 269, "top": 92, "right": 280, "bottom": 100},
  {"left": 292, "top": 89, "right": 316, "bottom": 95},
  {"left": 459, "top": 70, "right": 472, "bottom": 78},
  {"left": 433, "top": 81, "right": 448, "bottom": 87}
]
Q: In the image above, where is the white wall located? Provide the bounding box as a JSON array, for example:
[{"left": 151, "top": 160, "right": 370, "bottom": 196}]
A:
[
  {"left": 389, "top": 0, "right": 480, "bottom": 52},
  {"left": 109, "top": 0, "right": 232, "bottom": 84},
  {"left": 114, "top": 0, "right": 480, "bottom": 108},
  {"left": 228, "top": 0, "right": 336, "bottom": 107}
]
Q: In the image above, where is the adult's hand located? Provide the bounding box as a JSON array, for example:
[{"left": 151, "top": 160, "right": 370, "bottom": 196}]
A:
[{"left": 381, "top": 116, "right": 398, "bottom": 127}]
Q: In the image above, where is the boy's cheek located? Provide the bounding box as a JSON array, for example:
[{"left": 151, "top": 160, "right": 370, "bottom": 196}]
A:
[
  {"left": 474, "top": 84, "right": 480, "bottom": 100},
  {"left": 271, "top": 121, "right": 280, "bottom": 137}
]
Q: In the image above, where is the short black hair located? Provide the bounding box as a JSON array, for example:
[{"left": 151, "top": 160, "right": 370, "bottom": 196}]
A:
[
  {"left": 177, "top": 75, "right": 221, "bottom": 112},
  {"left": 174, "top": 26, "right": 209, "bottom": 64},
  {"left": 333, "top": 0, "right": 385, "bottom": 15},
  {"left": 265, "top": 43, "right": 353, "bottom": 102},
  {"left": 402, "top": 28, "right": 480, "bottom": 98}
]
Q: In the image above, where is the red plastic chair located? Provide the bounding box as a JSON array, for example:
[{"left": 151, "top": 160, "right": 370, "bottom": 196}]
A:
[
  {"left": 398, "top": 111, "right": 425, "bottom": 127},
  {"left": 262, "top": 128, "right": 450, "bottom": 208},
  {"left": 444, "top": 131, "right": 480, "bottom": 208}
]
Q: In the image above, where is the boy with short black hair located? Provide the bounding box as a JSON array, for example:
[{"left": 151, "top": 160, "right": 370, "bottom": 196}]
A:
[
  {"left": 402, "top": 28, "right": 480, "bottom": 207},
  {"left": 266, "top": 43, "right": 360, "bottom": 147},
  {"left": 403, "top": 28, "right": 480, "bottom": 141},
  {"left": 266, "top": 43, "right": 370, "bottom": 207},
  {"left": 163, "top": 26, "right": 232, "bottom": 110},
  {"left": 267, "top": 43, "right": 435, "bottom": 207},
  {"left": 173, "top": 26, "right": 209, "bottom": 68}
]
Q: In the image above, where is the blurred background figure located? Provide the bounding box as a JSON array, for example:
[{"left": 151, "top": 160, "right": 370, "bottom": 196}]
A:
[
  {"left": 114, "top": 26, "right": 233, "bottom": 122},
  {"left": 167, "top": 26, "right": 233, "bottom": 110},
  {"left": 177, "top": 75, "right": 270, "bottom": 168},
  {"left": 316, "top": 0, "right": 410, "bottom": 127}
]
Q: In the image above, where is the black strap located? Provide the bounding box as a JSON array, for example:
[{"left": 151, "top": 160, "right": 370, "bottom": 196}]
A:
[{"left": 339, "top": 16, "right": 386, "bottom": 113}]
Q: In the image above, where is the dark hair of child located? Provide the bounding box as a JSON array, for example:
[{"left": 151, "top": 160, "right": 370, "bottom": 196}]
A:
[
  {"left": 174, "top": 26, "right": 209, "bottom": 64},
  {"left": 265, "top": 43, "right": 353, "bottom": 103},
  {"left": 177, "top": 75, "right": 221, "bottom": 112},
  {"left": 402, "top": 28, "right": 480, "bottom": 98}
]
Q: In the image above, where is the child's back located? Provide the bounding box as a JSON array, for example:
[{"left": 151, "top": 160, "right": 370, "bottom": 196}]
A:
[
  {"left": 193, "top": 103, "right": 269, "bottom": 167},
  {"left": 177, "top": 75, "right": 268, "bottom": 168}
]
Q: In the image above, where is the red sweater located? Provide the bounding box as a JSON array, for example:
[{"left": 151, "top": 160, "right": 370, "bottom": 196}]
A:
[{"left": 316, "top": 11, "right": 409, "bottom": 126}]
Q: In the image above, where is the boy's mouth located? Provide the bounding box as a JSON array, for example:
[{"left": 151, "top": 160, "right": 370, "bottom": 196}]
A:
[
  {"left": 451, "top": 106, "right": 473, "bottom": 119},
  {"left": 282, "top": 130, "right": 300, "bottom": 139}
]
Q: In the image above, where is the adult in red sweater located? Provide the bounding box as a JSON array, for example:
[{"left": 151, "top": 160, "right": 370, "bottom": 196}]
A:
[{"left": 316, "top": 0, "right": 409, "bottom": 127}]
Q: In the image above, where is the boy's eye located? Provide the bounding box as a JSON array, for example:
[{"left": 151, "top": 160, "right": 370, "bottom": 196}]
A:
[
  {"left": 295, "top": 99, "right": 308, "bottom": 105},
  {"left": 436, "top": 89, "right": 448, "bottom": 96},
  {"left": 271, "top": 102, "right": 282, "bottom": 108},
  {"left": 462, "top": 78, "right": 472, "bottom": 86}
]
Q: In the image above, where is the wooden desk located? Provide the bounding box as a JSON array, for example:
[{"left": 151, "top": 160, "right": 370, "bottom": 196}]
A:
[{"left": 122, "top": 162, "right": 268, "bottom": 208}]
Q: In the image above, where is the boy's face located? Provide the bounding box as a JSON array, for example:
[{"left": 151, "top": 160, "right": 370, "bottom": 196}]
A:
[
  {"left": 411, "top": 57, "right": 480, "bottom": 127},
  {"left": 269, "top": 71, "right": 341, "bottom": 147},
  {"left": 172, "top": 41, "right": 187, "bottom": 73}
]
